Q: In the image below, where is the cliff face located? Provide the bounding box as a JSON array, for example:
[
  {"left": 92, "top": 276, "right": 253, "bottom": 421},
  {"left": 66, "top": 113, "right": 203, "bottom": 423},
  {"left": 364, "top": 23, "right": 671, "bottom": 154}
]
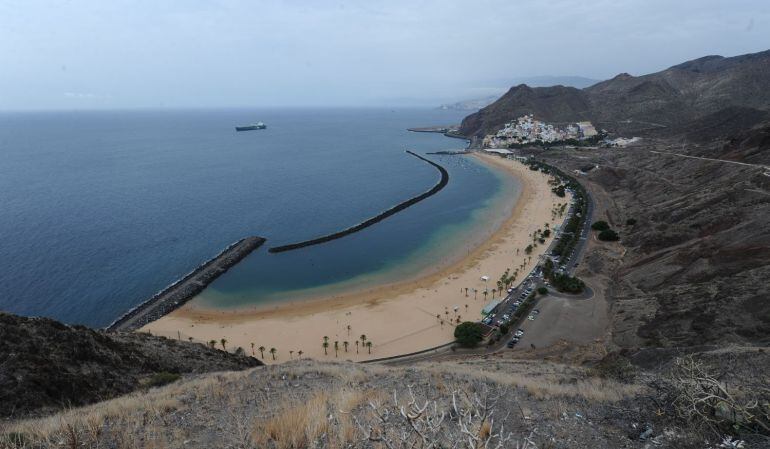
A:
[
  {"left": 0, "top": 312, "right": 261, "bottom": 418},
  {"left": 460, "top": 49, "right": 770, "bottom": 139}
]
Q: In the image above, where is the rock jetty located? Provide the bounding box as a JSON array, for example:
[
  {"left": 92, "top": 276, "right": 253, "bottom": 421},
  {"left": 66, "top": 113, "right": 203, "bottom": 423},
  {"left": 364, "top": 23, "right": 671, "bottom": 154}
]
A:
[
  {"left": 107, "top": 236, "right": 266, "bottom": 331},
  {"left": 269, "top": 151, "right": 448, "bottom": 253}
]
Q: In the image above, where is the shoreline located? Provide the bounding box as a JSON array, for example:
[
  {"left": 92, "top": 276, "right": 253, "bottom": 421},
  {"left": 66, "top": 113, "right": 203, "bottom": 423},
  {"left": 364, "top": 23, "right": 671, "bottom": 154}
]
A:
[{"left": 142, "top": 153, "right": 566, "bottom": 363}]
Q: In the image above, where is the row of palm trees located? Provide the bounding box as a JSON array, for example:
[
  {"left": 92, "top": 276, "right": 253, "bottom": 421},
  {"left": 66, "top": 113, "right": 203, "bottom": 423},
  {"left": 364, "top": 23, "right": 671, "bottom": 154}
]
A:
[
  {"left": 207, "top": 339, "right": 290, "bottom": 361},
  {"left": 322, "top": 335, "right": 373, "bottom": 356}
]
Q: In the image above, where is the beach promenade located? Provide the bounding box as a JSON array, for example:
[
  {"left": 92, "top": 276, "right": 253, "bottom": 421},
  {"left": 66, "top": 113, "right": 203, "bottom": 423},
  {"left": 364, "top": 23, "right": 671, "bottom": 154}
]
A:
[{"left": 142, "top": 153, "right": 567, "bottom": 363}]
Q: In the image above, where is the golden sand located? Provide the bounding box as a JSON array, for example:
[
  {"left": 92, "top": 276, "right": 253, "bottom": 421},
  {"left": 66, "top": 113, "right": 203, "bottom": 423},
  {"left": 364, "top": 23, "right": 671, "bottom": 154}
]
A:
[{"left": 142, "top": 153, "right": 567, "bottom": 363}]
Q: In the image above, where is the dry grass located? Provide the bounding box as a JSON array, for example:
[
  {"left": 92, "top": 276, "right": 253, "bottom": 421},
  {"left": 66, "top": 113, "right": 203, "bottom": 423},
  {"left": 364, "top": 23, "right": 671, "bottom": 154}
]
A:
[
  {"left": 425, "top": 361, "right": 644, "bottom": 402},
  {"left": 1, "top": 359, "right": 649, "bottom": 448},
  {"left": 252, "top": 386, "right": 385, "bottom": 449}
]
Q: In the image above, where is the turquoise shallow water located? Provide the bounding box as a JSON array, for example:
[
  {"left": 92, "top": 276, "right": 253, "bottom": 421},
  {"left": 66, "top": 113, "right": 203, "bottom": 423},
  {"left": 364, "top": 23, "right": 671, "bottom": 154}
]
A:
[
  {"left": 195, "top": 156, "right": 520, "bottom": 309},
  {"left": 0, "top": 108, "right": 512, "bottom": 326}
]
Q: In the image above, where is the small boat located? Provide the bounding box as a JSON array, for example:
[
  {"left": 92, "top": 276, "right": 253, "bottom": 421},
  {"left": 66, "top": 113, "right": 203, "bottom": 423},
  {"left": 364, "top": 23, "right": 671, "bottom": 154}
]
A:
[{"left": 235, "top": 122, "right": 267, "bottom": 131}]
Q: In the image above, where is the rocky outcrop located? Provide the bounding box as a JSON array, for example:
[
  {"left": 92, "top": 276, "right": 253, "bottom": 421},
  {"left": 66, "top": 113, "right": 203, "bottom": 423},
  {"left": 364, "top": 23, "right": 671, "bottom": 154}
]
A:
[{"left": 0, "top": 312, "right": 261, "bottom": 418}]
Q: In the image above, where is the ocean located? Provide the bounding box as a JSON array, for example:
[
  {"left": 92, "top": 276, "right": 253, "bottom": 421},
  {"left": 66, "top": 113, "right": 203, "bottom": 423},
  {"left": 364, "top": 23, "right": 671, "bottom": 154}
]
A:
[{"left": 0, "top": 108, "right": 517, "bottom": 327}]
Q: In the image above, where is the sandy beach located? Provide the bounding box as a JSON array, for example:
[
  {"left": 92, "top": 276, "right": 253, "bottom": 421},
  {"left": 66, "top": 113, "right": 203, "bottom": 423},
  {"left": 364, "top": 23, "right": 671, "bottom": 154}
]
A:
[{"left": 142, "top": 153, "right": 568, "bottom": 363}]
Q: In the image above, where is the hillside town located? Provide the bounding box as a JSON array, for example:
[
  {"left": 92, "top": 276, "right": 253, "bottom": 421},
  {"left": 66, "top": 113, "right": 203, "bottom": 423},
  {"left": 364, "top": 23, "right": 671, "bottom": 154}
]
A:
[{"left": 482, "top": 114, "right": 599, "bottom": 148}]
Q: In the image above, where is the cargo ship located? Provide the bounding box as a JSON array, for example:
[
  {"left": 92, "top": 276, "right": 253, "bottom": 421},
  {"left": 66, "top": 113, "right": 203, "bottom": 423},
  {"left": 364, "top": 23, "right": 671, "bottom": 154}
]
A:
[{"left": 235, "top": 122, "right": 267, "bottom": 131}]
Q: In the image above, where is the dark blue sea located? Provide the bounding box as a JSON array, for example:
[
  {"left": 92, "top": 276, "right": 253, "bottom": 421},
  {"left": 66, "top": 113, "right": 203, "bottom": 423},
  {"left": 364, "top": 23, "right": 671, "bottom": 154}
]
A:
[{"left": 0, "top": 108, "right": 515, "bottom": 327}]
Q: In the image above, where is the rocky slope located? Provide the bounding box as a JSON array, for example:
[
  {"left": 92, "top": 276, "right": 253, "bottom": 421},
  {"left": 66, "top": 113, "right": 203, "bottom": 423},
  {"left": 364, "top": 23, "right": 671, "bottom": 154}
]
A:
[
  {"left": 0, "top": 312, "right": 261, "bottom": 419},
  {"left": 460, "top": 49, "right": 770, "bottom": 140},
  {"left": 2, "top": 349, "right": 766, "bottom": 448},
  {"left": 530, "top": 123, "right": 770, "bottom": 350}
]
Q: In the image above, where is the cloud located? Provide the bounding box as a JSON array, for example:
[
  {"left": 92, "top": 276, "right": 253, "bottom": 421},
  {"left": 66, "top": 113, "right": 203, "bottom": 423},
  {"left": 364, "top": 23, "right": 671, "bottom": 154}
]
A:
[{"left": 1, "top": 0, "right": 769, "bottom": 109}]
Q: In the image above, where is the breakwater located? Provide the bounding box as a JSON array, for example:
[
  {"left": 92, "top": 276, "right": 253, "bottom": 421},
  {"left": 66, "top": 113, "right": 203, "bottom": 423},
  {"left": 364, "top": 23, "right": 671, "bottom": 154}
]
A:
[
  {"left": 269, "top": 151, "right": 449, "bottom": 253},
  {"left": 107, "top": 236, "right": 266, "bottom": 331}
]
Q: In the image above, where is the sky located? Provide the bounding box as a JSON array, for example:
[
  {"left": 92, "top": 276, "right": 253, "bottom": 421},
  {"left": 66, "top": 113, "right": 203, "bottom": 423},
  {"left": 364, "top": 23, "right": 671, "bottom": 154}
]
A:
[{"left": 1, "top": 0, "right": 769, "bottom": 110}]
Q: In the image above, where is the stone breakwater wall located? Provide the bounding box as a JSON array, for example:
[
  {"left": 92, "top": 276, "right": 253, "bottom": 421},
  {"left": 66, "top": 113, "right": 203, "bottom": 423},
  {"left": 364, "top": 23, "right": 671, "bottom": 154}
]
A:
[
  {"left": 107, "top": 236, "right": 266, "bottom": 331},
  {"left": 269, "top": 150, "right": 449, "bottom": 253}
]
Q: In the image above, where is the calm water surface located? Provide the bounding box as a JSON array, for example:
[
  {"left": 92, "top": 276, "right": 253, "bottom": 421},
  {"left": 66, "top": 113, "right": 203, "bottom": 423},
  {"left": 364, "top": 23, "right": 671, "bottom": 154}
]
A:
[{"left": 0, "top": 108, "right": 515, "bottom": 326}]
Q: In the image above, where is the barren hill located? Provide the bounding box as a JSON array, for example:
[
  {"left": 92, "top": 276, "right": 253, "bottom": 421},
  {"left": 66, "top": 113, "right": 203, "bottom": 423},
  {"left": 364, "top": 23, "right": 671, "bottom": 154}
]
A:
[
  {"left": 2, "top": 350, "right": 767, "bottom": 448},
  {"left": 0, "top": 313, "right": 260, "bottom": 419},
  {"left": 460, "top": 49, "right": 770, "bottom": 139}
]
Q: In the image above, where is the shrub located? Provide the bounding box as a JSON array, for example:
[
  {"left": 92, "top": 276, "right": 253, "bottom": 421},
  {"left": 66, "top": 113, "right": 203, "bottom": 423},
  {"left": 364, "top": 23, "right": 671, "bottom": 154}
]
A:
[
  {"left": 591, "top": 220, "right": 610, "bottom": 231},
  {"left": 144, "top": 372, "right": 181, "bottom": 389},
  {"left": 537, "top": 286, "right": 548, "bottom": 295},
  {"left": 598, "top": 229, "right": 620, "bottom": 241},
  {"left": 454, "top": 322, "right": 485, "bottom": 348},
  {"left": 551, "top": 273, "right": 585, "bottom": 293}
]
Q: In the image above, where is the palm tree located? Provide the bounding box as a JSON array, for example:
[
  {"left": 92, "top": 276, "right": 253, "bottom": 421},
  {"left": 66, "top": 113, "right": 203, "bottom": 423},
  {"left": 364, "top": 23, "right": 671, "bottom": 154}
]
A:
[
  {"left": 360, "top": 334, "right": 367, "bottom": 347},
  {"left": 436, "top": 314, "right": 441, "bottom": 321},
  {"left": 366, "top": 341, "right": 372, "bottom": 354},
  {"left": 343, "top": 341, "right": 349, "bottom": 353},
  {"left": 208, "top": 340, "right": 216, "bottom": 349},
  {"left": 297, "top": 350, "right": 303, "bottom": 359},
  {"left": 346, "top": 325, "right": 351, "bottom": 336},
  {"left": 269, "top": 348, "right": 277, "bottom": 360},
  {"left": 456, "top": 316, "right": 461, "bottom": 324},
  {"left": 474, "top": 288, "right": 478, "bottom": 299},
  {"left": 440, "top": 319, "right": 444, "bottom": 328},
  {"left": 188, "top": 337, "right": 194, "bottom": 342},
  {"left": 334, "top": 341, "right": 339, "bottom": 357},
  {"left": 322, "top": 341, "right": 329, "bottom": 355},
  {"left": 289, "top": 350, "right": 294, "bottom": 359},
  {"left": 465, "top": 304, "right": 469, "bottom": 313},
  {"left": 483, "top": 290, "right": 488, "bottom": 301},
  {"left": 258, "top": 346, "right": 265, "bottom": 359},
  {"left": 250, "top": 342, "right": 255, "bottom": 356},
  {"left": 492, "top": 288, "right": 497, "bottom": 298},
  {"left": 355, "top": 340, "right": 360, "bottom": 353},
  {"left": 323, "top": 335, "right": 329, "bottom": 344},
  {"left": 464, "top": 287, "right": 468, "bottom": 297},
  {"left": 220, "top": 338, "right": 227, "bottom": 351}
]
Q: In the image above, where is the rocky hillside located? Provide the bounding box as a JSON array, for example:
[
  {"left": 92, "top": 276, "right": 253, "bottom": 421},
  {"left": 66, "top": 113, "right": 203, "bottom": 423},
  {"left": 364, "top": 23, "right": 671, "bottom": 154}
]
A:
[
  {"left": 460, "top": 49, "right": 770, "bottom": 139},
  {"left": 530, "top": 123, "right": 770, "bottom": 350},
  {"left": 2, "top": 349, "right": 767, "bottom": 448},
  {"left": 0, "top": 312, "right": 261, "bottom": 419}
]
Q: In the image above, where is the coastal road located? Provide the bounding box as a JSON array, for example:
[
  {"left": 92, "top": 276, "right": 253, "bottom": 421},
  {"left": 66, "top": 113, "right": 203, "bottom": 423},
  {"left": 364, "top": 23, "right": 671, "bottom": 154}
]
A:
[
  {"left": 379, "top": 164, "right": 597, "bottom": 365},
  {"left": 563, "top": 186, "right": 594, "bottom": 275}
]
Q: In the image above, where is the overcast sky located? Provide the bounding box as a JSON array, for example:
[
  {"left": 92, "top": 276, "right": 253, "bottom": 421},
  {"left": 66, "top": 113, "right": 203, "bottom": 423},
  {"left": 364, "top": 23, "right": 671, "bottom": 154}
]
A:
[{"left": 1, "top": 0, "right": 769, "bottom": 110}]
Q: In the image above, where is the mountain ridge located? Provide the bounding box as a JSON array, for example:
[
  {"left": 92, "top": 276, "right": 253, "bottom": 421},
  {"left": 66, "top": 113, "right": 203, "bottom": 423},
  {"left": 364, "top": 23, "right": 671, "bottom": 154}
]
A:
[{"left": 459, "top": 49, "right": 770, "bottom": 140}]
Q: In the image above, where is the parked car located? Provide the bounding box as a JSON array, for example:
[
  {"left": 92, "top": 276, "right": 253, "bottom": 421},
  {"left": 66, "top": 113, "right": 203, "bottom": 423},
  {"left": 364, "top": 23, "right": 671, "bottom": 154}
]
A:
[{"left": 527, "top": 315, "right": 535, "bottom": 321}]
